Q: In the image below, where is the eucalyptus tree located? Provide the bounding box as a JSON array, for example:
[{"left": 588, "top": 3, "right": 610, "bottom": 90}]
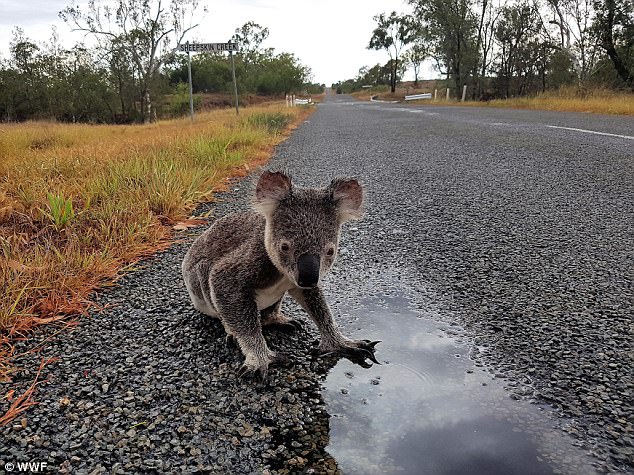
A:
[
  {"left": 494, "top": 1, "right": 543, "bottom": 96},
  {"left": 591, "top": 0, "right": 634, "bottom": 87},
  {"left": 409, "top": 0, "right": 479, "bottom": 98},
  {"left": 231, "top": 22, "right": 271, "bottom": 73},
  {"left": 542, "top": 0, "right": 596, "bottom": 82},
  {"left": 404, "top": 28, "right": 431, "bottom": 85},
  {"left": 368, "top": 12, "right": 416, "bottom": 93}
]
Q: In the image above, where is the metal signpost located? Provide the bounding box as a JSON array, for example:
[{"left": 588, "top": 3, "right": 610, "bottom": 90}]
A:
[{"left": 177, "top": 42, "right": 240, "bottom": 120}]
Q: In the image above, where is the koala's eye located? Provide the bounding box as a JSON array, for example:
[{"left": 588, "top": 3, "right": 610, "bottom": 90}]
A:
[
  {"left": 326, "top": 247, "right": 335, "bottom": 257},
  {"left": 280, "top": 241, "right": 291, "bottom": 252}
]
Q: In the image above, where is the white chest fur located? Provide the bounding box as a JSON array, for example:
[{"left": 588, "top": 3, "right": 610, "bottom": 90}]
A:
[{"left": 255, "top": 277, "right": 295, "bottom": 310}]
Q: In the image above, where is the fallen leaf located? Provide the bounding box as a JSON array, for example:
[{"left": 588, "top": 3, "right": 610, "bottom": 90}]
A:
[
  {"left": 173, "top": 219, "right": 207, "bottom": 231},
  {"left": 238, "top": 422, "right": 255, "bottom": 437}
]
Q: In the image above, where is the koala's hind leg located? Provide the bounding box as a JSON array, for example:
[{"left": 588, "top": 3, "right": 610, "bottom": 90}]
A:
[
  {"left": 289, "top": 287, "right": 380, "bottom": 366},
  {"left": 183, "top": 271, "right": 220, "bottom": 318},
  {"left": 261, "top": 296, "right": 303, "bottom": 331},
  {"left": 213, "top": 286, "right": 286, "bottom": 381}
]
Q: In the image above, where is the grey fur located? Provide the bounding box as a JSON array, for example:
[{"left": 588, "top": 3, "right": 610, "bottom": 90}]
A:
[{"left": 182, "top": 171, "right": 378, "bottom": 379}]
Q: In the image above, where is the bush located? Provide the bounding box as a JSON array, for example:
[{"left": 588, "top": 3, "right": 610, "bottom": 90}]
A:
[{"left": 244, "top": 112, "right": 292, "bottom": 134}]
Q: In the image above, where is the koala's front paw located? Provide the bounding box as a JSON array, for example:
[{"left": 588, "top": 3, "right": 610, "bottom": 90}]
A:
[
  {"left": 237, "top": 352, "right": 290, "bottom": 383},
  {"left": 316, "top": 339, "right": 381, "bottom": 368}
]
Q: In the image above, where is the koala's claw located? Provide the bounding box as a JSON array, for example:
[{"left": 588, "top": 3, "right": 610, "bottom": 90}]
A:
[
  {"left": 225, "top": 334, "right": 237, "bottom": 348},
  {"left": 237, "top": 352, "right": 291, "bottom": 383},
  {"left": 314, "top": 340, "right": 381, "bottom": 367},
  {"left": 342, "top": 339, "right": 381, "bottom": 365},
  {"left": 271, "top": 319, "right": 303, "bottom": 333},
  {"left": 360, "top": 339, "right": 382, "bottom": 349},
  {"left": 345, "top": 346, "right": 381, "bottom": 366},
  {"left": 271, "top": 352, "right": 292, "bottom": 367},
  {"left": 237, "top": 364, "right": 268, "bottom": 383},
  {"left": 288, "top": 319, "right": 304, "bottom": 330}
]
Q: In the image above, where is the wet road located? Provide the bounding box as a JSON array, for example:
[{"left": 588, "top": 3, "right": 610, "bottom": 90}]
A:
[{"left": 271, "top": 91, "right": 633, "bottom": 473}]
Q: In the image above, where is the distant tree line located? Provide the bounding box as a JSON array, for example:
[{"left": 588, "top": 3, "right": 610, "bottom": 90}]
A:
[
  {"left": 0, "top": 1, "right": 319, "bottom": 123},
  {"left": 335, "top": 0, "right": 633, "bottom": 98},
  {"left": 169, "top": 22, "right": 314, "bottom": 97}
]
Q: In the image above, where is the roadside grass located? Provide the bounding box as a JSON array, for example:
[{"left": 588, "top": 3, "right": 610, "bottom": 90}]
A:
[
  {"left": 0, "top": 104, "right": 310, "bottom": 384},
  {"left": 352, "top": 85, "right": 634, "bottom": 115},
  {"left": 462, "top": 87, "right": 634, "bottom": 115}
]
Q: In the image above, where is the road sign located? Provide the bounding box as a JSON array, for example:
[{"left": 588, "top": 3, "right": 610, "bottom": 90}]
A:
[
  {"left": 178, "top": 42, "right": 239, "bottom": 53},
  {"left": 176, "top": 41, "right": 241, "bottom": 118}
]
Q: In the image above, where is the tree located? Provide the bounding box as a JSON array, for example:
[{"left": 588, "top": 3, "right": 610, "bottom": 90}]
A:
[
  {"left": 60, "top": 0, "right": 205, "bottom": 122},
  {"left": 409, "top": 0, "right": 479, "bottom": 98},
  {"left": 494, "top": 1, "right": 544, "bottom": 97},
  {"left": 591, "top": 0, "right": 634, "bottom": 87},
  {"left": 404, "top": 29, "right": 431, "bottom": 85},
  {"left": 231, "top": 22, "right": 271, "bottom": 73},
  {"left": 567, "top": 0, "right": 598, "bottom": 82},
  {"left": 542, "top": 0, "right": 597, "bottom": 82},
  {"left": 256, "top": 53, "right": 309, "bottom": 95},
  {"left": 0, "top": 28, "right": 116, "bottom": 122},
  {"left": 362, "top": 62, "right": 394, "bottom": 86},
  {"left": 368, "top": 12, "right": 415, "bottom": 93}
]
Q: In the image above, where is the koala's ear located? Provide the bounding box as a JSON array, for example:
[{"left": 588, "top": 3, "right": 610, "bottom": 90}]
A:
[
  {"left": 329, "top": 178, "right": 364, "bottom": 222},
  {"left": 253, "top": 171, "right": 292, "bottom": 216}
]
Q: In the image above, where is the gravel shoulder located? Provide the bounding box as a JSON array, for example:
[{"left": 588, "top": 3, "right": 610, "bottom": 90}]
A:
[{"left": 1, "top": 93, "right": 633, "bottom": 473}]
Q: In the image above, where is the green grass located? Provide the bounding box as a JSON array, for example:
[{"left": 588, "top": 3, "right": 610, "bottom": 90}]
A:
[{"left": 244, "top": 112, "right": 293, "bottom": 134}]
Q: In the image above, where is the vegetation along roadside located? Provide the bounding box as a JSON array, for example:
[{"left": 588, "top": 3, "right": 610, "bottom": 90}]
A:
[
  {"left": 351, "top": 84, "right": 634, "bottom": 116},
  {"left": 0, "top": 104, "right": 314, "bottom": 397}
]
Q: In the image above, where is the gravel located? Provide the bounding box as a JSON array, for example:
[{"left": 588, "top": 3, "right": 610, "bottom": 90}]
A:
[{"left": 1, "top": 93, "right": 632, "bottom": 473}]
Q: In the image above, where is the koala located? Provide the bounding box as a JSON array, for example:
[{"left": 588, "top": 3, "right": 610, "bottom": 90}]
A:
[{"left": 182, "top": 171, "right": 380, "bottom": 380}]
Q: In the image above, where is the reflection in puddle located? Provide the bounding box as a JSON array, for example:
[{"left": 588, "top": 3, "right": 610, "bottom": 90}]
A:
[{"left": 323, "top": 293, "right": 597, "bottom": 475}]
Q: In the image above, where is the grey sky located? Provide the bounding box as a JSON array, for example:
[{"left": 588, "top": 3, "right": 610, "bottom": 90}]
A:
[{"left": 0, "top": 0, "right": 436, "bottom": 85}]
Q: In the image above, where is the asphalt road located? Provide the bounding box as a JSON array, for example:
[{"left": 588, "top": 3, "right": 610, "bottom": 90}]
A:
[
  {"left": 1, "top": 92, "right": 632, "bottom": 474},
  {"left": 296, "top": 93, "right": 633, "bottom": 472}
]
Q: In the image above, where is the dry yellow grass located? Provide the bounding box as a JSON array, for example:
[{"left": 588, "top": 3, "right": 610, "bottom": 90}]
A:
[
  {"left": 465, "top": 88, "right": 634, "bottom": 115},
  {"left": 0, "top": 105, "right": 311, "bottom": 374},
  {"left": 357, "top": 85, "right": 634, "bottom": 115}
]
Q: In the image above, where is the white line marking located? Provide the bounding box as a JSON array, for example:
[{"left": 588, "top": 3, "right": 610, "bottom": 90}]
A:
[
  {"left": 545, "top": 125, "right": 633, "bottom": 140},
  {"left": 408, "top": 109, "right": 439, "bottom": 116}
]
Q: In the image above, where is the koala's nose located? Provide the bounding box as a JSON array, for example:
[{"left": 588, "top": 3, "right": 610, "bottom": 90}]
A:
[{"left": 297, "top": 254, "right": 320, "bottom": 288}]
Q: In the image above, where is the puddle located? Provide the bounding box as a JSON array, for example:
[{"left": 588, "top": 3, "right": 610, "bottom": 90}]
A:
[{"left": 322, "top": 292, "right": 598, "bottom": 475}]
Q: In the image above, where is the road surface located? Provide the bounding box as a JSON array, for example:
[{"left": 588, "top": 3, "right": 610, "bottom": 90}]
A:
[{"left": 2, "top": 91, "right": 632, "bottom": 474}]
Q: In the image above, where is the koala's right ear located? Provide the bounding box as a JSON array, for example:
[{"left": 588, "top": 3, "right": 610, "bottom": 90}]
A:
[
  {"left": 330, "top": 177, "right": 364, "bottom": 222},
  {"left": 253, "top": 171, "right": 292, "bottom": 217}
]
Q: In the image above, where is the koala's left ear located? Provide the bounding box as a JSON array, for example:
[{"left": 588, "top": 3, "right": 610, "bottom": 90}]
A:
[{"left": 329, "top": 178, "right": 364, "bottom": 222}]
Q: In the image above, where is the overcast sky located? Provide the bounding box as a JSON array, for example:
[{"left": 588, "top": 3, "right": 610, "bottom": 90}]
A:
[{"left": 0, "top": 0, "right": 438, "bottom": 85}]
